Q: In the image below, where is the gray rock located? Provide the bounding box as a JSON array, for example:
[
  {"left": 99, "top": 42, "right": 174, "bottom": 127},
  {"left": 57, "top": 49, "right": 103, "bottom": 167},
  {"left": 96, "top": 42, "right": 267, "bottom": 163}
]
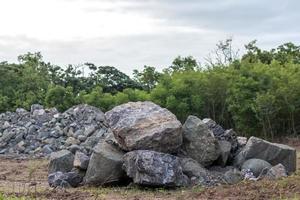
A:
[
  {"left": 182, "top": 115, "right": 220, "bottom": 167},
  {"left": 73, "top": 151, "right": 89, "bottom": 170},
  {"left": 105, "top": 101, "right": 182, "bottom": 153},
  {"left": 237, "top": 136, "right": 247, "bottom": 147},
  {"left": 224, "top": 169, "right": 243, "bottom": 185},
  {"left": 68, "top": 144, "right": 82, "bottom": 154},
  {"left": 84, "top": 140, "right": 125, "bottom": 185},
  {"left": 42, "top": 145, "right": 53, "bottom": 154},
  {"left": 123, "top": 150, "right": 189, "bottom": 187},
  {"left": 78, "top": 135, "right": 87, "bottom": 142},
  {"left": 64, "top": 171, "right": 83, "bottom": 187},
  {"left": 48, "top": 171, "right": 71, "bottom": 188},
  {"left": 31, "top": 104, "right": 44, "bottom": 113},
  {"left": 202, "top": 118, "right": 225, "bottom": 137},
  {"left": 265, "top": 164, "right": 288, "bottom": 180},
  {"left": 48, "top": 150, "right": 74, "bottom": 174},
  {"left": 217, "top": 140, "right": 231, "bottom": 166},
  {"left": 234, "top": 137, "right": 297, "bottom": 173},
  {"left": 65, "top": 137, "right": 80, "bottom": 146},
  {"left": 179, "top": 157, "right": 210, "bottom": 185},
  {"left": 48, "top": 171, "right": 82, "bottom": 188},
  {"left": 241, "top": 158, "right": 272, "bottom": 177}
]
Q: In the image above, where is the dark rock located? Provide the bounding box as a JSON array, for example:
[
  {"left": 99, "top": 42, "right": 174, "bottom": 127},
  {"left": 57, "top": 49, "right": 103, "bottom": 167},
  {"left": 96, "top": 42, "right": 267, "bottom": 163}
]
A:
[
  {"left": 182, "top": 115, "right": 220, "bottom": 167},
  {"left": 48, "top": 171, "right": 71, "bottom": 188},
  {"left": 84, "top": 140, "right": 125, "bottom": 185},
  {"left": 48, "top": 150, "right": 74, "bottom": 174},
  {"left": 123, "top": 150, "right": 189, "bottom": 187}
]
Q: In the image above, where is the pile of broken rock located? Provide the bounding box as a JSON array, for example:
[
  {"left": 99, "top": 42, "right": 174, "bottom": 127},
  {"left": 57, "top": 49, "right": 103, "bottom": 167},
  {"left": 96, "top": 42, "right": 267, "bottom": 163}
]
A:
[{"left": 0, "top": 101, "right": 297, "bottom": 188}]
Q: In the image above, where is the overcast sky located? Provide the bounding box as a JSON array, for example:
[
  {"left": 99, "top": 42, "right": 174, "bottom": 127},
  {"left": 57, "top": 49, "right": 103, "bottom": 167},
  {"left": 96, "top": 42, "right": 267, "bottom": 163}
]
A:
[{"left": 0, "top": 0, "right": 299, "bottom": 74}]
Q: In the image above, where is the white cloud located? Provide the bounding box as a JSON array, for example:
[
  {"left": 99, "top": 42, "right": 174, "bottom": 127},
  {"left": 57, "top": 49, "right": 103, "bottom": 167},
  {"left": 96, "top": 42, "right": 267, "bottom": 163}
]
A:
[{"left": 0, "top": 0, "right": 299, "bottom": 74}]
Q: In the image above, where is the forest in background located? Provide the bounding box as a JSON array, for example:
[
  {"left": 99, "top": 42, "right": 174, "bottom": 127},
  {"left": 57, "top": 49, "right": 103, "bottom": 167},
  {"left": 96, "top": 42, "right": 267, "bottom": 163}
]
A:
[{"left": 1, "top": 40, "right": 300, "bottom": 139}]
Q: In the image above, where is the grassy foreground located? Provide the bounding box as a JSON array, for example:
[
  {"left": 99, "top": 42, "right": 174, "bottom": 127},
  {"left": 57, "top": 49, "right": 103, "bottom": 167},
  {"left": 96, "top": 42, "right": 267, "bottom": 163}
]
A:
[{"left": 0, "top": 139, "right": 299, "bottom": 200}]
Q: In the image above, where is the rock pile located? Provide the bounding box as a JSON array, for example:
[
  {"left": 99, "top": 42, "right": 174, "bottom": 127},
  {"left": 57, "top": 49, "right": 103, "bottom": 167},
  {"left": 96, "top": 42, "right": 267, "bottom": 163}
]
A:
[
  {"left": 0, "top": 101, "right": 297, "bottom": 188},
  {"left": 0, "top": 104, "right": 110, "bottom": 156}
]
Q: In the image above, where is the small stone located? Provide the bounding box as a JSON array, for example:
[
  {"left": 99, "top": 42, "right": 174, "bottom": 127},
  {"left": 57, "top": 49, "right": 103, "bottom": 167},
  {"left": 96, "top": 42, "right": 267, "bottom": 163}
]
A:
[
  {"left": 78, "top": 135, "right": 87, "bottom": 142},
  {"left": 65, "top": 137, "right": 80, "bottom": 146}
]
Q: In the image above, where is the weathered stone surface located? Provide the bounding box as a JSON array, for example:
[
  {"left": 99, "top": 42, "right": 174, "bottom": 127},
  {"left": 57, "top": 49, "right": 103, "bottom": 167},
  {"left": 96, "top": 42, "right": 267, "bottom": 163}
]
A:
[
  {"left": 217, "top": 140, "right": 231, "bottom": 166},
  {"left": 265, "top": 164, "right": 288, "bottom": 180},
  {"left": 84, "top": 140, "right": 125, "bottom": 185},
  {"left": 182, "top": 115, "right": 220, "bottom": 167},
  {"left": 105, "top": 101, "right": 182, "bottom": 153},
  {"left": 241, "top": 159, "right": 272, "bottom": 177},
  {"left": 73, "top": 151, "right": 90, "bottom": 170},
  {"left": 48, "top": 150, "right": 74, "bottom": 174},
  {"left": 223, "top": 169, "right": 243, "bottom": 185},
  {"left": 48, "top": 171, "right": 71, "bottom": 188},
  {"left": 48, "top": 170, "right": 83, "bottom": 188},
  {"left": 234, "top": 137, "right": 297, "bottom": 173},
  {"left": 123, "top": 150, "right": 189, "bottom": 187},
  {"left": 179, "top": 157, "right": 211, "bottom": 186}
]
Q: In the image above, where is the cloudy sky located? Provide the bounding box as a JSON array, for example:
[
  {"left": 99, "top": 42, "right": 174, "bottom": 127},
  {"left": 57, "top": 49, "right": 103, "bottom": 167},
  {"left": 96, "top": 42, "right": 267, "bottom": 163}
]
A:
[{"left": 0, "top": 0, "right": 299, "bottom": 74}]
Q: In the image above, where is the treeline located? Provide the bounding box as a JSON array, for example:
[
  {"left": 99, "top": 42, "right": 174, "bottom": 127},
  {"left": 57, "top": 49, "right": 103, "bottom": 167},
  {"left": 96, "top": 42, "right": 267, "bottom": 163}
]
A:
[{"left": 1, "top": 40, "right": 300, "bottom": 139}]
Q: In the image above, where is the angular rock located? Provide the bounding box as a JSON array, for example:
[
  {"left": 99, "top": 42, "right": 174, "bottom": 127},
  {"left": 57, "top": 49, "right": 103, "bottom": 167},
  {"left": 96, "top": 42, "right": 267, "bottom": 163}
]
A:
[
  {"left": 105, "top": 101, "right": 182, "bottom": 153},
  {"left": 182, "top": 115, "right": 220, "bottom": 167},
  {"left": 265, "top": 163, "right": 288, "bottom": 180},
  {"left": 48, "top": 171, "right": 71, "bottom": 188},
  {"left": 48, "top": 170, "right": 83, "bottom": 188},
  {"left": 241, "top": 158, "right": 272, "bottom": 177},
  {"left": 202, "top": 118, "right": 225, "bottom": 137},
  {"left": 73, "top": 151, "right": 89, "bottom": 170},
  {"left": 234, "top": 137, "right": 297, "bottom": 173},
  {"left": 123, "top": 150, "right": 189, "bottom": 187},
  {"left": 179, "top": 157, "right": 210, "bottom": 185},
  {"left": 84, "top": 140, "right": 125, "bottom": 185},
  {"left": 48, "top": 150, "right": 74, "bottom": 174},
  {"left": 217, "top": 140, "right": 231, "bottom": 166}
]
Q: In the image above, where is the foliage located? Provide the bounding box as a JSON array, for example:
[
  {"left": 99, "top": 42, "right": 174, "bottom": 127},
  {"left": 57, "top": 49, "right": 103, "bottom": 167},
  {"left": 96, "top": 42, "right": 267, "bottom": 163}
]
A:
[{"left": 1, "top": 41, "right": 300, "bottom": 138}]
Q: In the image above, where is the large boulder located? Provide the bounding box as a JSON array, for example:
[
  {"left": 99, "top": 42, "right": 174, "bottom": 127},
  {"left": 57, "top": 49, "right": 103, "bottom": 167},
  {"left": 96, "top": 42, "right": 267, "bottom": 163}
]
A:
[
  {"left": 241, "top": 158, "right": 272, "bottom": 177},
  {"left": 123, "top": 150, "right": 189, "bottom": 187},
  {"left": 234, "top": 137, "right": 297, "bottom": 173},
  {"left": 84, "top": 140, "right": 126, "bottom": 185},
  {"left": 48, "top": 150, "right": 74, "bottom": 174},
  {"left": 105, "top": 101, "right": 182, "bottom": 153},
  {"left": 181, "top": 115, "right": 220, "bottom": 167}
]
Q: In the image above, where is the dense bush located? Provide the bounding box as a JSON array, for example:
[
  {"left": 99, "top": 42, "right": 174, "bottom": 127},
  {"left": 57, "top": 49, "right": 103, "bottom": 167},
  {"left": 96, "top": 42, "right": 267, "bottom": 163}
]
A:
[{"left": 1, "top": 41, "right": 300, "bottom": 138}]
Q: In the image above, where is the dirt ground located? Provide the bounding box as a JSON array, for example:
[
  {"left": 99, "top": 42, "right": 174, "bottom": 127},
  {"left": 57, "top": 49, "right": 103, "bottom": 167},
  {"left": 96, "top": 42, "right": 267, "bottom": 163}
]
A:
[{"left": 0, "top": 139, "right": 300, "bottom": 200}]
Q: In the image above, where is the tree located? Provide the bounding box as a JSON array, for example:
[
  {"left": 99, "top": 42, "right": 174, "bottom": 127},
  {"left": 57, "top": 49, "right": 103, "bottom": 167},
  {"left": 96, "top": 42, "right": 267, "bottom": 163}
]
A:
[
  {"left": 165, "top": 56, "right": 199, "bottom": 74},
  {"left": 133, "top": 66, "right": 161, "bottom": 91}
]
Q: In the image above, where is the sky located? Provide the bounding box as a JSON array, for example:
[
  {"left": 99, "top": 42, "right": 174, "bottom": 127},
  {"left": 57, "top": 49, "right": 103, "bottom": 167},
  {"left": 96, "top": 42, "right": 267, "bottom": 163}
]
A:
[{"left": 0, "top": 0, "right": 299, "bottom": 74}]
